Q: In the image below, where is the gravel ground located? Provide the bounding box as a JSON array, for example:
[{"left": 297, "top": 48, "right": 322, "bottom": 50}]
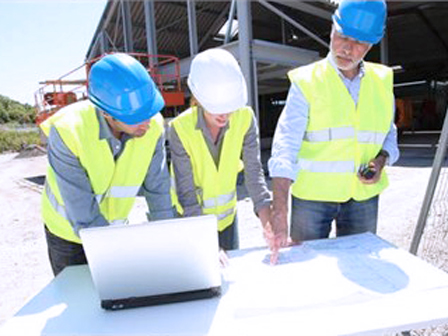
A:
[{"left": 0, "top": 147, "right": 442, "bottom": 333}]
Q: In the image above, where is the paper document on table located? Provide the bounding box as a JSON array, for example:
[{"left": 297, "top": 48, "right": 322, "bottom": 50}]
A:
[{"left": 225, "top": 233, "right": 448, "bottom": 320}]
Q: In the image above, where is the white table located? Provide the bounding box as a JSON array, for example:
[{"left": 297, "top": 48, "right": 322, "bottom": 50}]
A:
[{"left": 2, "top": 233, "right": 448, "bottom": 336}]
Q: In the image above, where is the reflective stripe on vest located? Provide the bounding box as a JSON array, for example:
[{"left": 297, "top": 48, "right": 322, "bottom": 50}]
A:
[
  {"left": 304, "top": 127, "right": 386, "bottom": 145},
  {"left": 203, "top": 191, "right": 236, "bottom": 209},
  {"left": 46, "top": 183, "right": 129, "bottom": 225},
  {"left": 110, "top": 219, "right": 128, "bottom": 226},
  {"left": 217, "top": 208, "right": 234, "bottom": 221},
  {"left": 304, "top": 126, "right": 354, "bottom": 142},
  {"left": 45, "top": 183, "right": 69, "bottom": 220},
  {"left": 298, "top": 159, "right": 355, "bottom": 173},
  {"left": 96, "top": 185, "right": 141, "bottom": 203},
  {"left": 357, "top": 131, "right": 387, "bottom": 145}
]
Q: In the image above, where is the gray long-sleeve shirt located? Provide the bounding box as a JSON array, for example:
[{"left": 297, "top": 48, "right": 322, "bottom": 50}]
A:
[
  {"left": 47, "top": 109, "right": 175, "bottom": 235},
  {"left": 169, "top": 107, "right": 271, "bottom": 217}
]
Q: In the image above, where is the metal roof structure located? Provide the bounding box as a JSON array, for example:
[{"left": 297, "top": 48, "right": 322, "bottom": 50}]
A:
[
  {"left": 85, "top": 1, "right": 448, "bottom": 133},
  {"left": 86, "top": 1, "right": 331, "bottom": 60}
]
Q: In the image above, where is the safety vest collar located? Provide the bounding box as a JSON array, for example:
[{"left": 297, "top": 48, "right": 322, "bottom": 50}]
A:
[{"left": 195, "top": 105, "right": 230, "bottom": 134}]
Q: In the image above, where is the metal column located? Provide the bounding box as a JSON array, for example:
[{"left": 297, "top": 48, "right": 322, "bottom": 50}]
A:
[
  {"left": 85, "top": 0, "right": 119, "bottom": 60},
  {"left": 380, "top": 30, "right": 389, "bottom": 65},
  {"left": 237, "top": 0, "right": 257, "bottom": 119},
  {"left": 121, "top": 0, "right": 134, "bottom": 52},
  {"left": 90, "top": 30, "right": 107, "bottom": 57},
  {"left": 224, "top": 0, "right": 237, "bottom": 44},
  {"left": 281, "top": 18, "right": 286, "bottom": 45},
  {"left": 99, "top": 31, "right": 108, "bottom": 54},
  {"left": 144, "top": 0, "right": 158, "bottom": 65},
  {"left": 187, "top": 0, "right": 198, "bottom": 56},
  {"left": 252, "top": 58, "right": 259, "bottom": 119}
]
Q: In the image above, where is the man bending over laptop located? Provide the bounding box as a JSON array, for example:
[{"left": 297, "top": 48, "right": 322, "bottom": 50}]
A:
[{"left": 40, "top": 53, "right": 176, "bottom": 276}]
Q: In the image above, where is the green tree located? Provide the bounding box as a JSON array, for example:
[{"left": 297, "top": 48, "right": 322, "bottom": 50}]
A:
[{"left": 0, "top": 95, "right": 35, "bottom": 124}]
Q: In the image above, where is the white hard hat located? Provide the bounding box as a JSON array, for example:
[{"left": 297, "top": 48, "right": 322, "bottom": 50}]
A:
[{"left": 187, "top": 48, "right": 248, "bottom": 114}]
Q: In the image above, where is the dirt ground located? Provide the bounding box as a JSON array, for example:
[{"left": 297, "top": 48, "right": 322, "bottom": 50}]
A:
[{"left": 0, "top": 148, "right": 436, "bottom": 328}]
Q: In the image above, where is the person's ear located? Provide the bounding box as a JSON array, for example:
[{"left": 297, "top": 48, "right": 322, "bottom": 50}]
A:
[{"left": 101, "top": 111, "right": 116, "bottom": 123}]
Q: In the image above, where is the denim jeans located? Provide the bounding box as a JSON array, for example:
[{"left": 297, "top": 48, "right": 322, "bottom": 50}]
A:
[
  {"left": 218, "top": 215, "right": 239, "bottom": 251},
  {"left": 44, "top": 226, "right": 87, "bottom": 276},
  {"left": 290, "top": 196, "right": 379, "bottom": 242}
]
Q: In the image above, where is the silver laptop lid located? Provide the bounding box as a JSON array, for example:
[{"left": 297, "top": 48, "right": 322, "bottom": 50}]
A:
[{"left": 80, "top": 215, "right": 221, "bottom": 301}]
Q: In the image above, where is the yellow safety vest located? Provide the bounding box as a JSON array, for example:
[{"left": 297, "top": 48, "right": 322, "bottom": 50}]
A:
[
  {"left": 170, "top": 106, "right": 252, "bottom": 231},
  {"left": 40, "top": 100, "right": 164, "bottom": 243},
  {"left": 289, "top": 59, "right": 393, "bottom": 202}
]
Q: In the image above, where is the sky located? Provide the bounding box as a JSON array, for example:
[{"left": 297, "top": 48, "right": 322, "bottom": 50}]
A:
[{"left": 0, "top": 0, "right": 107, "bottom": 105}]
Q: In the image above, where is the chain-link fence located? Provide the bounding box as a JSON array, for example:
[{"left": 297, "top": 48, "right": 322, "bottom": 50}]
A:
[{"left": 409, "top": 105, "right": 448, "bottom": 336}]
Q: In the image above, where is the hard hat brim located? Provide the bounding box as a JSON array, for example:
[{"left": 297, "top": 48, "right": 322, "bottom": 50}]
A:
[
  {"left": 333, "top": 17, "right": 381, "bottom": 44},
  {"left": 187, "top": 76, "right": 248, "bottom": 114},
  {"left": 89, "top": 86, "right": 165, "bottom": 125}
]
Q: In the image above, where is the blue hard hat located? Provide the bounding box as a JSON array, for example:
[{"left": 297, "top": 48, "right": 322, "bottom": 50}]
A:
[
  {"left": 332, "top": 0, "right": 387, "bottom": 44},
  {"left": 88, "top": 53, "right": 164, "bottom": 125}
]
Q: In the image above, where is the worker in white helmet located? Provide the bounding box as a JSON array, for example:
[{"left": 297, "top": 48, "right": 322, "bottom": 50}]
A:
[
  {"left": 268, "top": 0, "right": 400, "bottom": 263},
  {"left": 169, "top": 48, "right": 272, "bottom": 251}
]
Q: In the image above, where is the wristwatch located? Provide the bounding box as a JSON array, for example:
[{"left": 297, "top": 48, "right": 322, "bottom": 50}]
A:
[
  {"left": 376, "top": 149, "right": 390, "bottom": 164},
  {"left": 377, "top": 149, "right": 389, "bottom": 158}
]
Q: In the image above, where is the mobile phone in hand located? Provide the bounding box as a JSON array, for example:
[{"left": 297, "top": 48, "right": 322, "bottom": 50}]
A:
[{"left": 359, "top": 165, "right": 376, "bottom": 179}]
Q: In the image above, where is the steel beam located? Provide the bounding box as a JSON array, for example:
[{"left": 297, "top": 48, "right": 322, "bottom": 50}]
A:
[
  {"left": 271, "top": 0, "right": 333, "bottom": 21},
  {"left": 198, "top": 4, "right": 230, "bottom": 49},
  {"left": 144, "top": 0, "right": 158, "bottom": 60},
  {"left": 237, "top": 0, "right": 256, "bottom": 112},
  {"left": 224, "top": 0, "right": 237, "bottom": 44},
  {"left": 253, "top": 59, "right": 260, "bottom": 120},
  {"left": 258, "top": 0, "right": 329, "bottom": 49},
  {"left": 187, "top": 0, "right": 198, "bottom": 56},
  {"left": 157, "top": 39, "right": 319, "bottom": 81},
  {"left": 380, "top": 29, "right": 389, "bottom": 65},
  {"left": 252, "top": 39, "right": 320, "bottom": 67},
  {"left": 100, "top": 30, "right": 109, "bottom": 55},
  {"left": 121, "top": 0, "right": 134, "bottom": 52},
  {"left": 86, "top": 1, "right": 117, "bottom": 59}
]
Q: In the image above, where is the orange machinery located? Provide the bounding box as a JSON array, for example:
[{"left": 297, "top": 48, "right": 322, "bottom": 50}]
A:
[{"left": 34, "top": 52, "right": 185, "bottom": 125}]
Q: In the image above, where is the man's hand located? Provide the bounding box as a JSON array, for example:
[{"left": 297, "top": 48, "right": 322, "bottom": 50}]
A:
[
  {"left": 358, "top": 152, "right": 388, "bottom": 185},
  {"left": 257, "top": 206, "right": 275, "bottom": 249},
  {"left": 269, "top": 177, "right": 292, "bottom": 265}
]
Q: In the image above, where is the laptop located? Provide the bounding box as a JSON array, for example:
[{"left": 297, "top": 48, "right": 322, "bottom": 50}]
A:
[{"left": 79, "top": 215, "right": 222, "bottom": 310}]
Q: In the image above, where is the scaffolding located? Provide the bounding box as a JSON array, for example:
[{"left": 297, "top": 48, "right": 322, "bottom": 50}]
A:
[{"left": 34, "top": 52, "right": 185, "bottom": 125}]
